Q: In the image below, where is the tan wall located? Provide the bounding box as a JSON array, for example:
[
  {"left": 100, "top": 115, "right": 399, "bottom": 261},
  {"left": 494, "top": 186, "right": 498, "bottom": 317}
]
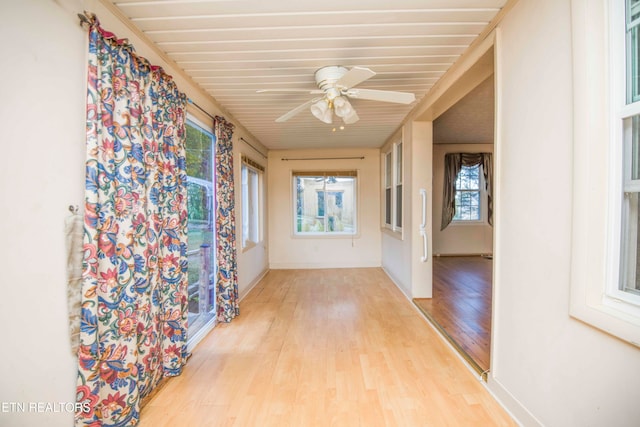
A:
[{"left": 268, "top": 148, "right": 381, "bottom": 269}]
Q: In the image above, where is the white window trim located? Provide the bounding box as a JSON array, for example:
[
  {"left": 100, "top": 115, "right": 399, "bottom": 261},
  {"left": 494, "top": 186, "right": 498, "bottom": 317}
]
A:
[
  {"left": 383, "top": 149, "right": 393, "bottom": 228},
  {"left": 381, "top": 139, "right": 403, "bottom": 235},
  {"left": 569, "top": 0, "right": 640, "bottom": 347},
  {"left": 292, "top": 170, "right": 359, "bottom": 238},
  {"left": 241, "top": 155, "right": 264, "bottom": 251},
  {"left": 451, "top": 163, "right": 486, "bottom": 225},
  {"left": 395, "top": 141, "right": 404, "bottom": 232}
]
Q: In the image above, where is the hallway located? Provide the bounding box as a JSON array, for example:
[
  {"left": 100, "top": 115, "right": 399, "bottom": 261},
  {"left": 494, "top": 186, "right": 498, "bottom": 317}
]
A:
[{"left": 139, "top": 268, "right": 514, "bottom": 426}]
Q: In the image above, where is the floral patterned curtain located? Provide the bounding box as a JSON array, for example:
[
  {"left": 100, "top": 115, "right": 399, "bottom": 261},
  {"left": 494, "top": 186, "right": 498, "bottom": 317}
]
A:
[
  {"left": 76, "top": 15, "right": 188, "bottom": 426},
  {"left": 214, "top": 116, "right": 240, "bottom": 322}
]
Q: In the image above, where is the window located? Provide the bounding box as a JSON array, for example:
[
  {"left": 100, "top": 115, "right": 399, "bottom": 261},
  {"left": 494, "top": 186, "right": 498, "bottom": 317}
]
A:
[
  {"left": 615, "top": 0, "right": 640, "bottom": 305},
  {"left": 185, "top": 116, "right": 216, "bottom": 339},
  {"left": 241, "top": 155, "right": 263, "bottom": 249},
  {"left": 294, "top": 171, "right": 357, "bottom": 235},
  {"left": 395, "top": 143, "right": 403, "bottom": 229},
  {"left": 384, "top": 151, "right": 392, "bottom": 226},
  {"left": 453, "top": 164, "right": 481, "bottom": 221},
  {"left": 383, "top": 141, "right": 403, "bottom": 232},
  {"left": 569, "top": 0, "right": 640, "bottom": 346}
]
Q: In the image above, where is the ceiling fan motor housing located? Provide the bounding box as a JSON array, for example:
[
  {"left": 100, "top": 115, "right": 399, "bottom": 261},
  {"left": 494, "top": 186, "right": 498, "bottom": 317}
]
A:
[{"left": 314, "top": 66, "right": 349, "bottom": 95}]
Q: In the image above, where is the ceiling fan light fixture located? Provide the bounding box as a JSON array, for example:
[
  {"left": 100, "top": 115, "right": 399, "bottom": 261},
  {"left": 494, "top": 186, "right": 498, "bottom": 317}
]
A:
[
  {"left": 310, "top": 99, "right": 333, "bottom": 124},
  {"left": 333, "top": 96, "right": 353, "bottom": 118}
]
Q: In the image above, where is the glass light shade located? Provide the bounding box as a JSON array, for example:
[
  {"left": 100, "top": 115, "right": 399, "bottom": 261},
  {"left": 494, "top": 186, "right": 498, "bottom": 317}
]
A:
[
  {"left": 333, "top": 96, "right": 353, "bottom": 118},
  {"left": 310, "top": 99, "right": 333, "bottom": 124}
]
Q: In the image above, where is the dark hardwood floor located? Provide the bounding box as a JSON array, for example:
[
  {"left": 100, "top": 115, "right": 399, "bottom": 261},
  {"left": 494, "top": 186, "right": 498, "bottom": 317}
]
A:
[{"left": 414, "top": 256, "right": 492, "bottom": 374}]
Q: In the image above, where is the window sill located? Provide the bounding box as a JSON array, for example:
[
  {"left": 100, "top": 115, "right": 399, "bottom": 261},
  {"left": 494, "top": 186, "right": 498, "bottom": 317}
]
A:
[
  {"left": 242, "top": 241, "right": 262, "bottom": 253},
  {"left": 292, "top": 232, "right": 359, "bottom": 239},
  {"left": 381, "top": 226, "right": 403, "bottom": 240},
  {"left": 449, "top": 220, "right": 488, "bottom": 227}
]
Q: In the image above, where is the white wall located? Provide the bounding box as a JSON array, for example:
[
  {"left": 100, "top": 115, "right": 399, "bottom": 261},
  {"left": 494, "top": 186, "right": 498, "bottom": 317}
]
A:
[
  {"left": 268, "top": 148, "right": 381, "bottom": 269},
  {"left": 0, "top": 2, "right": 268, "bottom": 426},
  {"left": 380, "top": 121, "right": 433, "bottom": 299},
  {"left": 236, "top": 138, "right": 269, "bottom": 298},
  {"left": 381, "top": 128, "right": 412, "bottom": 295},
  {"left": 0, "top": 1, "right": 85, "bottom": 425},
  {"left": 491, "top": 0, "right": 640, "bottom": 426},
  {"left": 432, "top": 143, "right": 493, "bottom": 255}
]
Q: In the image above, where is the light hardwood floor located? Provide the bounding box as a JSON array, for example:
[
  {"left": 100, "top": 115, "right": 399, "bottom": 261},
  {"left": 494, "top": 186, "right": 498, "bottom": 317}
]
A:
[{"left": 140, "top": 268, "right": 515, "bottom": 427}]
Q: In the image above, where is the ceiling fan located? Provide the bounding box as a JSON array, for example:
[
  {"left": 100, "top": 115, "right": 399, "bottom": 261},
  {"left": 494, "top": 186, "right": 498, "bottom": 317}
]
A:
[{"left": 257, "top": 66, "right": 416, "bottom": 125}]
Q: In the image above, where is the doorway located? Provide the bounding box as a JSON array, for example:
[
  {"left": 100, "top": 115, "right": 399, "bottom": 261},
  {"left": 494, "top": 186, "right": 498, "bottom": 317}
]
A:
[{"left": 414, "top": 50, "right": 496, "bottom": 377}]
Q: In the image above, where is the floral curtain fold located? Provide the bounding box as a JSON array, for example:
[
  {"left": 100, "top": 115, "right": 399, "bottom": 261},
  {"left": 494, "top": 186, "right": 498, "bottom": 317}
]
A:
[
  {"left": 76, "top": 15, "right": 188, "bottom": 426},
  {"left": 214, "top": 116, "right": 240, "bottom": 322},
  {"left": 441, "top": 152, "right": 493, "bottom": 230}
]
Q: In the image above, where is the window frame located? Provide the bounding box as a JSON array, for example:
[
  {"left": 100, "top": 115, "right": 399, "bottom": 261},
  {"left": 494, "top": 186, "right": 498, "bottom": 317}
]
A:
[
  {"left": 607, "top": 0, "right": 640, "bottom": 310},
  {"left": 241, "top": 155, "right": 264, "bottom": 251},
  {"left": 568, "top": 0, "right": 640, "bottom": 347},
  {"left": 382, "top": 139, "right": 403, "bottom": 234},
  {"left": 292, "top": 170, "right": 358, "bottom": 237},
  {"left": 184, "top": 113, "right": 217, "bottom": 349},
  {"left": 384, "top": 150, "right": 393, "bottom": 227},
  {"left": 452, "top": 164, "right": 483, "bottom": 223}
]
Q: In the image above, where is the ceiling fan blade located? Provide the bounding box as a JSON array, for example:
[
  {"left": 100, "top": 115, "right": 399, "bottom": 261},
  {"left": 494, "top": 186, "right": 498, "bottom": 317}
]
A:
[
  {"left": 275, "top": 99, "right": 316, "bottom": 122},
  {"left": 335, "top": 67, "right": 376, "bottom": 90},
  {"left": 257, "top": 89, "right": 324, "bottom": 94},
  {"left": 342, "top": 109, "right": 359, "bottom": 125},
  {"left": 346, "top": 88, "right": 415, "bottom": 104}
]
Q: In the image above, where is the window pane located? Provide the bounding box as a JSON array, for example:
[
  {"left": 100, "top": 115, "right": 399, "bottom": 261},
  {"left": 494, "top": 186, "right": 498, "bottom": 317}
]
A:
[
  {"left": 621, "top": 192, "right": 640, "bottom": 294},
  {"left": 633, "top": 115, "right": 640, "bottom": 180},
  {"left": 396, "top": 143, "right": 403, "bottom": 184},
  {"left": 186, "top": 120, "right": 216, "bottom": 337},
  {"left": 456, "top": 165, "right": 480, "bottom": 190},
  {"left": 621, "top": 114, "right": 640, "bottom": 295},
  {"left": 627, "top": 0, "right": 640, "bottom": 103},
  {"left": 317, "top": 191, "right": 325, "bottom": 217},
  {"left": 242, "top": 165, "right": 260, "bottom": 246},
  {"left": 385, "top": 188, "right": 392, "bottom": 225},
  {"left": 325, "top": 176, "right": 354, "bottom": 233},
  {"left": 295, "top": 174, "right": 356, "bottom": 234},
  {"left": 385, "top": 152, "right": 392, "bottom": 187},
  {"left": 395, "top": 184, "right": 402, "bottom": 228},
  {"left": 242, "top": 166, "right": 249, "bottom": 246}
]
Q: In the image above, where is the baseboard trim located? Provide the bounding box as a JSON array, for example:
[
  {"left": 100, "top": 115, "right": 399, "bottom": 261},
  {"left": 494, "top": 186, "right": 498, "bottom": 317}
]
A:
[
  {"left": 269, "top": 261, "right": 381, "bottom": 269},
  {"left": 239, "top": 268, "right": 269, "bottom": 301},
  {"left": 434, "top": 253, "right": 493, "bottom": 257},
  {"left": 486, "top": 376, "right": 543, "bottom": 427}
]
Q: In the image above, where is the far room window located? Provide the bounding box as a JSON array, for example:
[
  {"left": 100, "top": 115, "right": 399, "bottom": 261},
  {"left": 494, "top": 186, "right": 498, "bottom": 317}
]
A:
[
  {"left": 241, "top": 155, "right": 264, "bottom": 249},
  {"left": 453, "top": 164, "right": 481, "bottom": 221},
  {"left": 294, "top": 171, "right": 357, "bottom": 235}
]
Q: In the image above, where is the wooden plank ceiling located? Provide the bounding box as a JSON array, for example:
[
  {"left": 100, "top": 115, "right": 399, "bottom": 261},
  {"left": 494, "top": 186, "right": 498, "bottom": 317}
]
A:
[{"left": 107, "top": 0, "right": 506, "bottom": 149}]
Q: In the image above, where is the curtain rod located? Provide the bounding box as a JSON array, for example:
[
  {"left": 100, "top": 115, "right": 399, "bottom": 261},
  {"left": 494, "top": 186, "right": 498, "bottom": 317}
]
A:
[
  {"left": 187, "top": 99, "right": 267, "bottom": 159},
  {"left": 188, "top": 98, "right": 215, "bottom": 121},
  {"left": 281, "top": 156, "right": 365, "bottom": 161},
  {"left": 240, "top": 137, "right": 267, "bottom": 159}
]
